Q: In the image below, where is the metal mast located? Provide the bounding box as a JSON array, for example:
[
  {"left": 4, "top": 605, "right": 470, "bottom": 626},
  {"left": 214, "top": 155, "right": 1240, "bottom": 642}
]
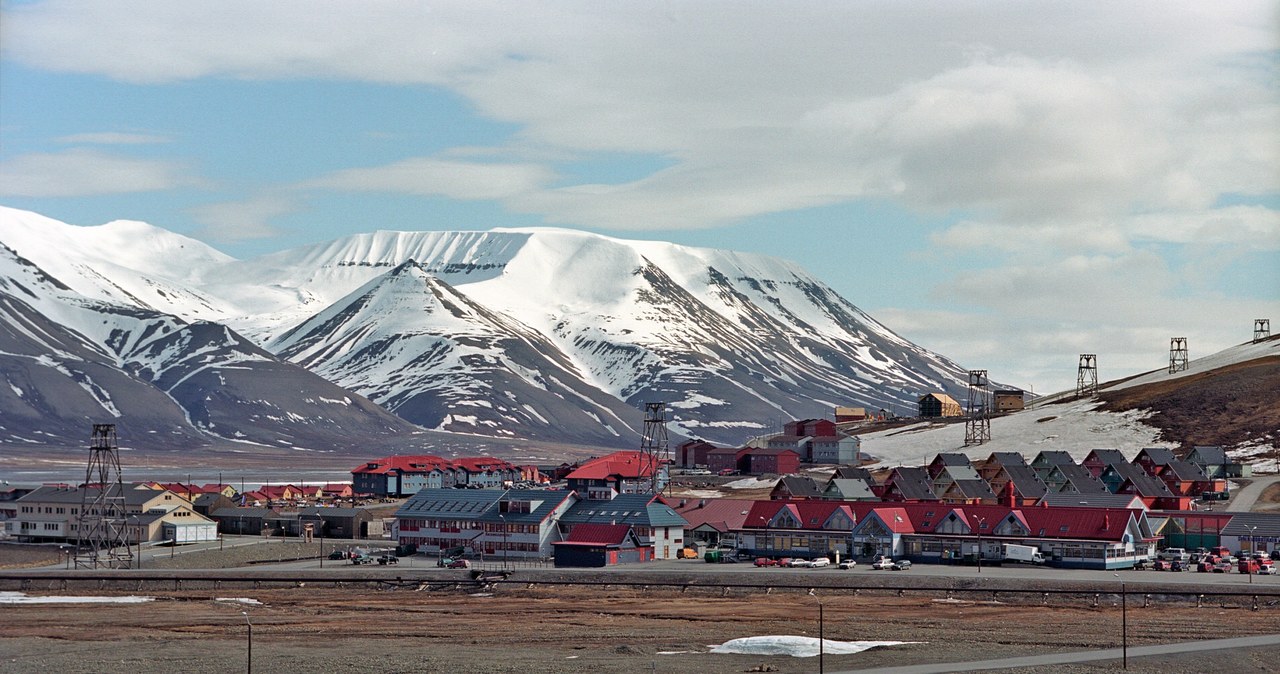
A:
[
  {"left": 1076, "top": 354, "right": 1098, "bottom": 398},
  {"left": 1168, "top": 337, "right": 1188, "bottom": 374},
  {"left": 963, "top": 369, "right": 991, "bottom": 446},
  {"left": 640, "top": 402, "right": 669, "bottom": 495},
  {"left": 75, "top": 424, "right": 134, "bottom": 569}
]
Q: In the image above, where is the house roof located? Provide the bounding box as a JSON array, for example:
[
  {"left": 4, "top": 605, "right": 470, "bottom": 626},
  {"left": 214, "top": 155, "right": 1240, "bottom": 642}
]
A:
[
  {"left": 931, "top": 453, "right": 973, "bottom": 467},
  {"left": 565, "top": 451, "right": 659, "bottom": 481},
  {"left": 1051, "top": 465, "right": 1111, "bottom": 494},
  {"left": 1033, "top": 450, "right": 1076, "bottom": 466},
  {"left": 209, "top": 507, "right": 277, "bottom": 518},
  {"left": 558, "top": 523, "right": 636, "bottom": 546},
  {"left": 986, "top": 452, "right": 1028, "bottom": 467},
  {"left": 1001, "top": 465, "right": 1048, "bottom": 498},
  {"left": 1083, "top": 449, "right": 1128, "bottom": 466},
  {"left": 20, "top": 485, "right": 181, "bottom": 507},
  {"left": 949, "top": 479, "right": 998, "bottom": 500},
  {"left": 671, "top": 498, "right": 754, "bottom": 532},
  {"left": 773, "top": 475, "right": 823, "bottom": 499},
  {"left": 1038, "top": 493, "right": 1147, "bottom": 510},
  {"left": 1134, "top": 447, "right": 1177, "bottom": 466},
  {"left": 832, "top": 466, "right": 873, "bottom": 481},
  {"left": 823, "top": 479, "right": 877, "bottom": 500},
  {"left": 1187, "top": 445, "right": 1228, "bottom": 465},
  {"left": 886, "top": 467, "right": 938, "bottom": 500},
  {"left": 395, "top": 488, "right": 574, "bottom": 525},
  {"left": 919, "top": 393, "right": 960, "bottom": 406},
  {"left": 1162, "top": 461, "right": 1209, "bottom": 482},
  {"left": 1104, "top": 463, "right": 1174, "bottom": 497},
  {"left": 560, "top": 494, "right": 687, "bottom": 528}
]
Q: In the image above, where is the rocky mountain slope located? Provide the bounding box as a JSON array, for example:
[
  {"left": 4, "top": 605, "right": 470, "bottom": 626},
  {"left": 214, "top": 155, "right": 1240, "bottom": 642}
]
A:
[{"left": 1, "top": 206, "right": 987, "bottom": 450}]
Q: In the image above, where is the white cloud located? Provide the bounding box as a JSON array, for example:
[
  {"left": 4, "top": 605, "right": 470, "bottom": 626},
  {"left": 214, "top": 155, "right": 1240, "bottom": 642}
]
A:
[
  {"left": 0, "top": 149, "right": 200, "bottom": 197},
  {"left": 189, "top": 195, "right": 297, "bottom": 243},
  {"left": 303, "top": 157, "right": 556, "bottom": 201},
  {"left": 55, "top": 132, "right": 170, "bottom": 145}
]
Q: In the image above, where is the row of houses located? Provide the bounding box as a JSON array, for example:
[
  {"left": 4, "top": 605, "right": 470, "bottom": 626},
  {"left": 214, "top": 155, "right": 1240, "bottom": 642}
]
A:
[
  {"left": 765, "top": 447, "right": 1242, "bottom": 513},
  {"left": 352, "top": 455, "right": 542, "bottom": 497},
  {"left": 140, "top": 481, "right": 356, "bottom": 505},
  {"left": 678, "top": 419, "right": 862, "bottom": 472}
]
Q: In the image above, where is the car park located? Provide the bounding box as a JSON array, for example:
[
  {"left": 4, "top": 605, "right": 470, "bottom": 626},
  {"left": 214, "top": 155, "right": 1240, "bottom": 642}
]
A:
[
  {"left": 838, "top": 559, "right": 857, "bottom": 569},
  {"left": 809, "top": 557, "right": 831, "bottom": 567},
  {"left": 891, "top": 560, "right": 913, "bottom": 571},
  {"left": 754, "top": 557, "right": 779, "bottom": 567}
]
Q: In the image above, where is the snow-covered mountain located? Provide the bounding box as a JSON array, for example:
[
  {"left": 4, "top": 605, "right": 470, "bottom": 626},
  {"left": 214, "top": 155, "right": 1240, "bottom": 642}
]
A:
[{"left": 0, "top": 206, "right": 985, "bottom": 449}]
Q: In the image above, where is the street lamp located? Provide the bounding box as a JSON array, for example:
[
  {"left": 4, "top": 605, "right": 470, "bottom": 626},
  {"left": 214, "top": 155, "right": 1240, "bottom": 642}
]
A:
[
  {"left": 242, "top": 611, "right": 253, "bottom": 674},
  {"left": 1113, "top": 573, "right": 1127, "bottom": 669}
]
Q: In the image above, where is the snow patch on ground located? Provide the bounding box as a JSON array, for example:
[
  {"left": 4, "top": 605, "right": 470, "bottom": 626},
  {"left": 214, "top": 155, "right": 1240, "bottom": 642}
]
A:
[
  {"left": 0, "top": 592, "right": 154, "bottom": 604},
  {"left": 709, "top": 635, "right": 918, "bottom": 657},
  {"left": 215, "top": 597, "right": 263, "bottom": 606},
  {"left": 722, "top": 477, "right": 777, "bottom": 490}
]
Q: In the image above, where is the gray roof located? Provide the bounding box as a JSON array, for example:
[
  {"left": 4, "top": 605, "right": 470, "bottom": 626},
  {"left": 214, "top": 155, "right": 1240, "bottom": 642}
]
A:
[
  {"left": 1163, "top": 461, "right": 1209, "bottom": 482},
  {"left": 774, "top": 475, "right": 824, "bottom": 499},
  {"left": 823, "top": 479, "right": 877, "bottom": 500},
  {"left": 1187, "top": 445, "right": 1228, "bottom": 465},
  {"left": 932, "top": 453, "right": 973, "bottom": 467},
  {"left": 1103, "top": 463, "right": 1174, "bottom": 497},
  {"left": 209, "top": 507, "right": 279, "bottom": 519},
  {"left": 1052, "top": 464, "right": 1110, "bottom": 494},
  {"left": 831, "top": 466, "right": 872, "bottom": 481},
  {"left": 560, "top": 494, "right": 687, "bottom": 528},
  {"left": 1085, "top": 449, "right": 1128, "bottom": 466},
  {"left": 1039, "top": 493, "right": 1147, "bottom": 510},
  {"left": 1033, "top": 450, "right": 1076, "bottom": 466},
  {"left": 987, "top": 452, "right": 1028, "bottom": 467},
  {"left": 20, "top": 485, "right": 177, "bottom": 507},
  {"left": 888, "top": 467, "right": 938, "bottom": 500},
  {"left": 395, "top": 488, "right": 573, "bottom": 525},
  {"left": 950, "top": 479, "right": 998, "bottom": 500},
  {"left": 299, "top": 506, "right": 367, "bottom": 518},
  {"left": 1135, "top": 447, "right": 1177, "bottom": 466},
  {"left": 1220, "top": 513, "right": 1280, "bottom": 537},
  {"left": 1002, "top": 465, "right": 1048, "bottom": 498}
]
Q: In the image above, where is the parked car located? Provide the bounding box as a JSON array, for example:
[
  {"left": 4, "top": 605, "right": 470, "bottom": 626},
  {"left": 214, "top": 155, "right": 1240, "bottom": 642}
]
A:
[
  {"left": 754, "top": 557, "right": 779, "bottom": 567},
  {"left": 838, "top": 559, "right": 857, "bottom": 570},
  {"left": 1239, "top": 559, "right": 1264, "bottom": 574},
  {"left": 872, "top": 558, "right": 896, "bottom": 570},
  {"left": 1170, "top": 560, "right": 1187, "bottom": 572},
  {"left": 777, "top": 557, "right": 793, "bottom": 567},
  {"left": 1152, "top": 559, "right": 1171, "bottom": 571},
  {"left": 809, "top": 557, "right": 831, "bottom": 567},
  {"left": 350, "top": 553, "right": 373, "bottom": 565},
  {"left": 328, "top": 550, "right": 349, "bottom": 560},
  {"left": 446, "top": 558, "right": 471, "bottom": 569},
  {"left": 377, "top": 553, "right": 398, "bottom": 565},
  {"left": 1257, "top": 564, "right": 1277, "bottom": 575},
  {"left": 1212, "top": 561, "right": 1233, "bottom": 573},
  {"left": 789, "top": 557, "right": 813, "bottom": 567},
  {"left": 891, "top": 560, "right": 913, "bottom": 571}
]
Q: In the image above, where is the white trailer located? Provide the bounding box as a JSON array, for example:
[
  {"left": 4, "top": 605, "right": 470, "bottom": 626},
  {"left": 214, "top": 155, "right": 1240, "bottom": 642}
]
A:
[{"left": 1003, "top": 543, "right": 1045, "bottom": 564}]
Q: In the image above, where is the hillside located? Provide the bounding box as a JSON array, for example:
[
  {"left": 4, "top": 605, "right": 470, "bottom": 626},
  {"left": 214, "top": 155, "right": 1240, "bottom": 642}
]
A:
[{"left": 855, "top": 336, "right": 1279, "bottom": 468}]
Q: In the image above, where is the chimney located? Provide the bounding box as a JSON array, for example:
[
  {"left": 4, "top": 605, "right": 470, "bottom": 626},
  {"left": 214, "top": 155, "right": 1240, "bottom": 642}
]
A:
[
  {"left": 698, "top": 499, "right": 707, "bottom": 509},
  {"left": 1103, "top": 514, "right": 1110, "bottom": 530}
]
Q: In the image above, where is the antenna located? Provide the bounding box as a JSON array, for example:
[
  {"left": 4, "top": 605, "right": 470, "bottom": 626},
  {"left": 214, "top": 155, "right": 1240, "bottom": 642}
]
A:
[
  {"left": 964, "top": 370, "right": 991, "bottom": 446},
  {"left": 1168, "top": 337, "right": 1188, "bottom": 374},
  {"left": 1255, "top": 319, "right": 1271, "bottom": 343},
  {"left": 1076, "top": 354, "right": 1098, "bottom": 398},
  {"left": 75, "top": 424, "right": 134, "bottom": 569},
  {"left": 640, "top": 402, "right": 670, "bottom": 495}
]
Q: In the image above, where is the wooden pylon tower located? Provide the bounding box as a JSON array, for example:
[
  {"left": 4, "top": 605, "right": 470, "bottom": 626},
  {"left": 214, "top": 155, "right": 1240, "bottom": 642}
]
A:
[
  {"left": 1255, "top": 319, "right": 1271, "bottom": 342},
  {"left": 1168, "top": 337, "right": 1188, "bottom": 374},
  {"left": 1076, "top": 354, "right": 1098, "bottom": 398},
  {"left": 640, "top": 402, "right": 670, "bottom": 495},
  {"left": 74, "top": 424, "right": 134, "bottom": 569},
  {"left": 963, "top": 370, "right": 991, "bottom": 446}
]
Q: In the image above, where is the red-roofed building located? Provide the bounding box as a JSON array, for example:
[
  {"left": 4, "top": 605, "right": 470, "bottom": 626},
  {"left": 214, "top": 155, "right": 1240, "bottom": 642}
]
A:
[
  {"left": 352, "top": 455, "right": 522, "bottom": 496},
  {"left": 551, "top": 523, "right": 653, "bottom": 567},
  {"left": 321, "top": 483, "right": 354, "bottom": 499},
  {"left": 672, "top": 497, "right": 754, "bottom": 550},
  {"left": 565, "top": 451, "right": 667, "bottom": 498}
]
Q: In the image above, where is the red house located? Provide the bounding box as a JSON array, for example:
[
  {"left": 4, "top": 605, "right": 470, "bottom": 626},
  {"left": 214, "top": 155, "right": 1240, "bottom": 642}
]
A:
[{"left": 551, "top": 524, "right": 653, "bottom": 567}]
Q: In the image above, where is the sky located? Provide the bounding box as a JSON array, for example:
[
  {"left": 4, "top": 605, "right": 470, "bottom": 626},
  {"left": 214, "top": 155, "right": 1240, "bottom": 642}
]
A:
[{"left": 1, "top": 1, "right": 1277, "bottom": 396}]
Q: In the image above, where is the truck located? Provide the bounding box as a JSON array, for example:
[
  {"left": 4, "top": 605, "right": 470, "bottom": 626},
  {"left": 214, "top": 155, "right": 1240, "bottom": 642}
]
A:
[{"left": 1002, "top": 543, "right": 1045, "bottom": 564}]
